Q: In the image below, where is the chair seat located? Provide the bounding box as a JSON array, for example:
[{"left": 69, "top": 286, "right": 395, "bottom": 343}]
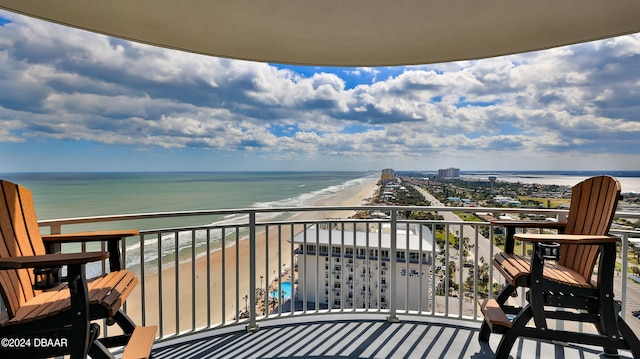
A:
[
  {"left": 492, "top": 252, "right": 594, "bottom": 288},
  {"left": 1, "top": 270, "right": 137, "bottom": 326}
]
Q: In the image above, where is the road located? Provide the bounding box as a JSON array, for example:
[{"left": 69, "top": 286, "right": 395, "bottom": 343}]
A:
[{"left": 415, "top": 186, "right": 497, "bottom": 265}]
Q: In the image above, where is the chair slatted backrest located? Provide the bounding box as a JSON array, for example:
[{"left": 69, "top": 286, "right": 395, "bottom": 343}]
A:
[
  {"left": 0, "top": 180, "right": 46, "bottom": 318},
  {"left": 560, "top": 175, "right": 621, "bottom": 280}
]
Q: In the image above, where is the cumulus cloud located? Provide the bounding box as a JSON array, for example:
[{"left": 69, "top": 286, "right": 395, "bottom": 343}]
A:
[{"left": 1, "top": 10, "right": 639, "bottom": 171}]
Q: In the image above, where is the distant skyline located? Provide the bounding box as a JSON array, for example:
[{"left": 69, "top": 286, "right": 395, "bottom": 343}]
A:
[{"left": 0, "top": 10, "right": 639, "bottom": 172}]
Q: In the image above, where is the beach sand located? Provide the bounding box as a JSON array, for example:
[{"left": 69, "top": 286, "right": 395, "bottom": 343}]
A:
[{"left": 120, "top": 176, "right": 380, "bottom": 335}]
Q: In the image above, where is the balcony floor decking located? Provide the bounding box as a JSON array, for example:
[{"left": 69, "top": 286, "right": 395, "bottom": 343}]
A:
[{"left": 149, "top": 314, "right": 633, "bottom": 359}]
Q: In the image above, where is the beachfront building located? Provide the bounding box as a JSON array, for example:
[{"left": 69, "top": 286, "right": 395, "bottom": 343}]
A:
[
  {"left": 381, "top": 168, "right": 396, "bottom": 185},
  {"left": 438, "top": 167, "right": 460, "bottom": 179},
  {"left": 291, "top": 224, "right": 433, "bottom": 311}
]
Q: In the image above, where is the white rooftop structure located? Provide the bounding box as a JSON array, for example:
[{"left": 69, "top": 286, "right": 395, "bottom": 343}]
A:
[{"left": 291, "top": 224, "right": 433, "bottom": 253}]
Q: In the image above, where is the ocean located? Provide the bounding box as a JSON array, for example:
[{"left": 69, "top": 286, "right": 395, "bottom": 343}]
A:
[
  {"left": 1, "top": 171, "right": 377, "bottom": 222},
  {"left": 2, "top": 170, "right": 638, "bottom": 275},
  {"left": 0, "top": 171, "right": 379, "bottom": 274},
  {"left": 3, "top": 171, "right": 639, "bottom": 224}
]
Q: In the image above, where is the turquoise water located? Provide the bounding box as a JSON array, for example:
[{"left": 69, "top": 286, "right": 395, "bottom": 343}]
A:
[{"left": 271, "top": 282, "right": 293, "bottom": 300}]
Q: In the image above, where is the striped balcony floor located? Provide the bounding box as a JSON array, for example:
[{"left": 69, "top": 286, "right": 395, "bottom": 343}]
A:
[{"left": 148, "top": 314, "right": 634, "bottom": 358}]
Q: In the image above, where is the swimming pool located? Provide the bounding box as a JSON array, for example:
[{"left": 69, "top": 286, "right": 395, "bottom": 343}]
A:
[{"left": 270, "top": 282, "right": 292, "bottom": 300}]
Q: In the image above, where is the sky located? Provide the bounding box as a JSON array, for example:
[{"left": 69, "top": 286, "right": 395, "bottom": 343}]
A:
[{"left": 0, "top": 10, "right": 639, "bottom": 173}]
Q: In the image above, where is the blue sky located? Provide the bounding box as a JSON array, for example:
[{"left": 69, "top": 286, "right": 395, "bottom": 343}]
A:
[{"left": 1, "top": 10, "right": 639, "bottom": 172}]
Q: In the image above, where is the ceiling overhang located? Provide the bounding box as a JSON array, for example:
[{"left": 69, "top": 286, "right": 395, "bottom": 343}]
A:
[{"left": 1, "top": 1, "right": 640, "bottom": 66}]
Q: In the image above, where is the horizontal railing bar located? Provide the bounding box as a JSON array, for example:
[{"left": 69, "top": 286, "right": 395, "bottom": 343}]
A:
[
  {"left": 37, "top": 205, "right": 640, "bottom": 231},
  {"left": 136, "top": 218, "right": 490, "bottom": 236},
  {"left": 35, "top": 206, "right": 567, "bottom": 225},
  {"left": 137, "top": 222, "right": 638, "bottom": 242}
]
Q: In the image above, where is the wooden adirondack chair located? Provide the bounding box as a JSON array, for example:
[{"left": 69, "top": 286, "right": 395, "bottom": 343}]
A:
[
  {"left": 0, "top": 179, "right": 156, "bottom": 358},
  {"left": 479, "top": 175, "right": 640, "bottom": 358}
]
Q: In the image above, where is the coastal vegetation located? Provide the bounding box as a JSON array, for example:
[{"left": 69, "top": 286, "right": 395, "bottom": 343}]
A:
[
  {"left": 401, "top": 174, "right": 640, "bottom": 230},
  {"left": 455, "top": 212, "right": 483, "bottom": 222},
  {"left": 405, "top": 176, "right": 573, "bottom": 209},
  {"left": 360, "top": 173, "right": 639, "bottom": 302}
]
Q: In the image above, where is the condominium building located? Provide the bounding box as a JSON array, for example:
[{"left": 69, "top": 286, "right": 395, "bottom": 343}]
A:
[
  {"left": 437, "top": 167, "right": 460, "bottom": 179},
  {"left": 381, "top": 168, "right": 396, "bottom": 184},
  {"left": 291, "top": 224, "right": 433, "bottom": 311}
]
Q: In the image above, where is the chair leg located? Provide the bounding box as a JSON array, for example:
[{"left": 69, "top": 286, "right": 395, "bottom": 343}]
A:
[
  {"left": 591, "top": 296, "right": 624, "bottom": 356},
  {"left": 479, "top": 283, "right": 518, "bottom": 342},
  {"left": 96, "top": 310, "right": 138, "bottom": 349},
  {"left": 494, "top": 283, "right": 517, "bottom": 305},
  {"left": 88, "top": 340, "right": 116, "bottom": 359},
  {"left": 528, "top": 288, "right": 547, "bottom": 330},
  {"left": 495, "top": 305, "right": 532, "bottom": 359},
  {"left": 617, "top": 317, "right": 640, "bottom": 358},
  {"left": 68, "top": 264, "right": 91, "bottom": 359},
  {"left": 479, "top": 321, "right": 492, "bottom": 342},
  {"left": 592, "top": 321, "right": 619, "bottom": 356},
  {"left": 87, "top": 323, "right": 118, "bottom": 359},
  {"left": 111, "top": 310, "right": 136, "bottom": 334}
]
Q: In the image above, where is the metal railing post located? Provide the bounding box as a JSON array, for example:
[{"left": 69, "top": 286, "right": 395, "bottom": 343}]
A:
[
  {"left": 489, "top": 225, "right": 494, "bottom": 301},
  {"left": 621, "top": 233, "right": 629, "bottom": 319},
  {"left": 140, "top": 234, "right": 146, "bottom": 326},
  {"left": 247, "top": 211, "right": 259, "bottom": 332},
  {"left": 157, "top": 233, "right": 164, "bottom": 338},
  {"left": 174, "top": 232, "right": 180, "bottom": 333},
  {"left": 388, "top": 209, "right": 399, "bottom": 322},
  {"left": 444, "top": 224, "right": 450, "bottom": 315}
]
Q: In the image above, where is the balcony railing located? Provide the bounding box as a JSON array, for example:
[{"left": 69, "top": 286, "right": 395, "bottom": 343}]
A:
[{"left": 31, "top": 206, "right": 640, "bottom": 342}]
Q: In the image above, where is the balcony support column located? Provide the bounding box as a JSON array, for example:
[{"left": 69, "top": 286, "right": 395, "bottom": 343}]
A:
[
  {"left": 387, "top": 209, "right": 400, "bottom": 323},
  {"left": 247, "top": 211, "right": 260, "bottom": 333}
]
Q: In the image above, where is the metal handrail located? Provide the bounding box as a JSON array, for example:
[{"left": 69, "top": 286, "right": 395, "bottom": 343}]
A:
[
  {"left": 37, "top": 205, "right": 640, "bottom": 235},
  {"left": 31, "top": 206, "right": 640, "bottom": 341}
]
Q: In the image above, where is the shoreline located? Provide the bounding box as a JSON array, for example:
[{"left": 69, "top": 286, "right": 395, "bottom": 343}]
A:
[{"left": 122, "top": 176, "right": 380, "bottom": 332}]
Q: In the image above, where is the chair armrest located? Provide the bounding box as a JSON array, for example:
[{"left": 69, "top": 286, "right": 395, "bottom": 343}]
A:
[
  {"left": 0, "top": 251, "right": 109, "bottom": 269},
  {"left": 43, "top": 229, "right": 138, "bottom": 272},
  {"left": 42, "top": 229, "right": 140, "bottom": 243},
  {"left": 490, "top": 220, "right": 567, "bottom": 229},
  {"left": 514, "top": 233, "right": 618, "bottom": 244},
  {"left": 491, "top": 220, "right": 567, "bottom": 254}
]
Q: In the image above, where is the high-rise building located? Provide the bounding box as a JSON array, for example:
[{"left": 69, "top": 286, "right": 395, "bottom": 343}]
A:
[
  {"left": 438, "top": 168, "right": 460, "bottom": 179},
  {"left": 291, "top": 224, "right": 433, "bottom": 311},
  {"left": 489, "top": 176, "right": 497, "bottom": 194},
  {"left": 381, "top": 168, "right": 396, "bottom": 184}
]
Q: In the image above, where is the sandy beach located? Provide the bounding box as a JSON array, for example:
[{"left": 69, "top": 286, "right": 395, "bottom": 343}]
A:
[{"left": 120, "top": 176, "right": 380, "bottom": 335}]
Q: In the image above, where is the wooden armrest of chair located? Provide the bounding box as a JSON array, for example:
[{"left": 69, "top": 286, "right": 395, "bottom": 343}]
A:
[
  {"left": 43, "top": 230, "right": 138, "bottom": 272},
  {"left": 491, "top": 220, "right": 567, "bottom": 254},
  {"left": 490, "top": 220, "right": 567, "bottom": 229},
  {"left": 42, "top": 229, "right": 140, "bottom": 243},
  {"left": 514, "top": 233, "right": 618, "bottom": 244},
  {"left": 0, "top": 251, "right": 109, "bottom": 269}
]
